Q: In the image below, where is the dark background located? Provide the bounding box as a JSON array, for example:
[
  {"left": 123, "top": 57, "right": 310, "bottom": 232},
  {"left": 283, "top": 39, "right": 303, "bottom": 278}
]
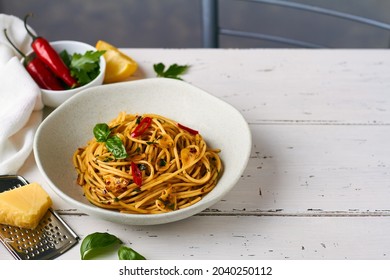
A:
[{"left": 1, "top": 0, "right": 389, "bottom": 48}]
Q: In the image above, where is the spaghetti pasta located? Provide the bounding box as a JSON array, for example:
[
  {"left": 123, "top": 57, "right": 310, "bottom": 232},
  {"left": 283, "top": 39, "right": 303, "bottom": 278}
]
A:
[{"left": 73, "top": 112, "right": 222, "bottom": 214}]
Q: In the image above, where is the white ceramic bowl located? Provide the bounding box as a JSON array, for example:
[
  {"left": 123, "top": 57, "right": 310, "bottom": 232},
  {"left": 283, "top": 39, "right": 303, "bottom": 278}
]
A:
[
  {"left": 33, "top": 40, "right": 106, "bottom": 108},
  {"left": 34, "top": 78, "right": 251, "bottom": 225}
]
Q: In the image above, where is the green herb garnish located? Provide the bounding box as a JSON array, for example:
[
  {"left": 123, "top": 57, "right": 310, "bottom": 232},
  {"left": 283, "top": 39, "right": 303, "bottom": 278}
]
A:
[
  {"left": 61, "top": 49, "right": 105, "bottom": 86},
  {"left": 118, "top": 245, "right": 146, "bottom": 260},
  {"left": 93, "top": 123, "right": 111, "bottom": 142},
  {"left": 93, "top": 123, "right": 128, "bottom": 159},
  {"left": 153, "top": 63, "right": 189, "bottom": 80},
  {"left": 106, "top": 135, "right": 128, "bottom": 159},
  {"left": 80, "top": 232, "right": 146, "bottom": 260},
  {"left": 138, "top": 163, "right": 147, "bottom": 171},
  {"left": 80, "top": 232, "right": 122, "bottom": 260},
  {"left": 159, "top": 158, "right": 167, "bottom": 166}
]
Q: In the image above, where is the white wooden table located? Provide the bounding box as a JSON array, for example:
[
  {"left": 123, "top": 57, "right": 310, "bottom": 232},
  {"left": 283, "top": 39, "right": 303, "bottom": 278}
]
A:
[{"left": 1, "top": 48, "right": 390, "bottom": 260}]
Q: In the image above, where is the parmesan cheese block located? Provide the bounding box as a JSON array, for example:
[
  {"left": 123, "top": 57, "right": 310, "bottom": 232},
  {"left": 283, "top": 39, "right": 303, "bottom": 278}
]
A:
[{"left": 0, "top": 182, "right": 52, "bottom": 229}]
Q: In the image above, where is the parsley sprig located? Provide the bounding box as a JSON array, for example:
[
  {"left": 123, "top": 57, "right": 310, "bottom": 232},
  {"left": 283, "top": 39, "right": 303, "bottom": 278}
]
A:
[
  {"left": 153, "top": 63, "right": 189, "bottom": 80},
  {"left": 61, "top": 50, "right": 105, "bottom": 86}
]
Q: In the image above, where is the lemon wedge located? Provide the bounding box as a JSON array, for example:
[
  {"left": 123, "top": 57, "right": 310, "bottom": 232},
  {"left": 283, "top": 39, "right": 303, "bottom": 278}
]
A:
[{"left": 96, "top": 40, "right": 138, "bottom": 83}]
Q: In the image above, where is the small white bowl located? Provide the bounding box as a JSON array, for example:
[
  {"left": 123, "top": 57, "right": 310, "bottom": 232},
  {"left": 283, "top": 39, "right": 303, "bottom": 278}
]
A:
[
  {"left": 34, "top": 78, "right": 252, "bottom": 226},
  {"left": 31, "top": 40, "right": 106, "bottom": 108}
]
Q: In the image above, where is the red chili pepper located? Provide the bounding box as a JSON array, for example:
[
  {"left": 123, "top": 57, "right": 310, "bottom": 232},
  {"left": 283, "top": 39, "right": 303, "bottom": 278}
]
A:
[
  {"left": 24, "top": 14, "right": 78, "bottom": 88},
  {"left": 3, "top": 28, "right": 65, "bottom": 90},
  {"left": 131, "top": 162, "right": 143, "bottom": 187},
  {"left": 131, "top": 117, "right": 152, "bottom": 138},
  {"left": 177, "top": 123, "right": 199, "bottom": 135}
]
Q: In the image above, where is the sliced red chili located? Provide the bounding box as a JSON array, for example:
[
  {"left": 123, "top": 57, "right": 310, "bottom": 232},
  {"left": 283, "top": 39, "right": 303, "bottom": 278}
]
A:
[
  {"left": 131, "top": 162, "right": 142, "bottom": 187},
  {"left": 131, "top": 117, "right": 152, "bottom": 138},
  {"left": 178, "top": 123, "right": 199, "bottom": 135}
]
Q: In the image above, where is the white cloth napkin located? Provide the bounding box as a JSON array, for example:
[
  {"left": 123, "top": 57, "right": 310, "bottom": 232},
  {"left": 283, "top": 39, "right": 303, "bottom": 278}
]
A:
[{"left": 0, "top": 14, "right": 43, "bottom": 174}]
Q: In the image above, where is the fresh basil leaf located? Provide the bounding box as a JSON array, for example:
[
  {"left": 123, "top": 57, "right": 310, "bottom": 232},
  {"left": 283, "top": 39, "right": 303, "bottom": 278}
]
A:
[
  {"left": 106, "top": 135, "right": 128, "bottom": 159},
  {"left": 80, "top": 232, "right": 122, "bottom": 260},
  {"left": 118, "top": 245, "right": 146, "bottom": 260},
  {"left": 93, "top": 123, "right": 111, "bottom": 142},
  {"left": 93, "top": 123, "right": 128, "bottom": 159}
]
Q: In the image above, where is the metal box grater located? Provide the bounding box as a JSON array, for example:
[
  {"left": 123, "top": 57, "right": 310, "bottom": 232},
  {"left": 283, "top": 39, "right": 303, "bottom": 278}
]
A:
[{"left": 0, "top": 175, "right": 79, "bottom": 260}]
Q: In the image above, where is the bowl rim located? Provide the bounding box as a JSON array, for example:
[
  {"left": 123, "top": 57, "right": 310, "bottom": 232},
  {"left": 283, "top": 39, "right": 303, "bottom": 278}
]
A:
[{"left": 34, "top": 78, "right": 252, "bottom": 225}]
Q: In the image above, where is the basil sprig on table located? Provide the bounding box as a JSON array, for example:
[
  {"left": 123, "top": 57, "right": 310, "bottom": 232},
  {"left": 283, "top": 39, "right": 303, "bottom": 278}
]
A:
[
  {"left": 93, "top": 123, "right": 128, "bottom": 159},
  {"left": 80, "top": 232, "right": 121, "bottom": 260},
  {"left": 80, "top": 232, "right": 146, "bottom": 260}
]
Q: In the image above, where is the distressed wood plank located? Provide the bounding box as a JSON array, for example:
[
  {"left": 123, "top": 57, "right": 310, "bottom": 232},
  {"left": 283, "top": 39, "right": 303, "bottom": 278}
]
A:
[
  {"left": 124, "top": 49, "right": 390, "bottom": 124},
  {"left": 212, "top": 124, "right": 390, "bottom": 213},
  {"left": 2, "top": 215, "right": 388, "bottom": 260}
]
